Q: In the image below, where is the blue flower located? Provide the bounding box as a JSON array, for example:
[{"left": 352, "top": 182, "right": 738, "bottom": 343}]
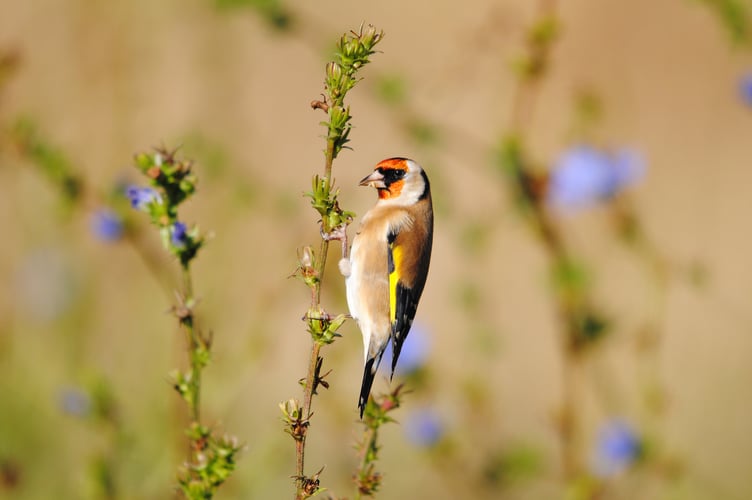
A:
[
  {"left": 404, "top": 408, "right": 444, "bottom": 448},
  {"left": 58, "top": 386, "right": 92, "bottom": 418},
  {"left": 740, "top": 73, "right": 752, "bottom": 106},
  {"left": 170, "top": 221, "right": 189, "bottom": 248},
  {"left": 547, "top": 145, "right": 645, "bottom": 211},
  {"left": 591, "top": 419, "right": 642, "bottom": 477},
  {"left": 90, "top": 209, "right": 123, "bottom": 242},
  {"left": 379, "top": 323, "right": 430, "bottom": 377},
  {"left": 126, "top": 185, "right": 160, "bottom": 211}
]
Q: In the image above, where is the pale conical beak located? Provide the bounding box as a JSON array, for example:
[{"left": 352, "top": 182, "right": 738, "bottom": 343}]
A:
[{"left": 359, "top": 170, "right": 386, "bottom": 188}]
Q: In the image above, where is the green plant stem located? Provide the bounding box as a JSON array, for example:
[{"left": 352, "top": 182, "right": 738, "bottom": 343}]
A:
[
  {"left": 616, "top": 204, "right": 670, "bottom": 426},
  {"left": 324, "top": 131, "right": 336, "bottom": 177},
  {"left": 354, "top": 426, "right": 377, "bottom": 500},
  {"left": 524, "top": 173, "right": 584, "bottom": 477},
  {"left": 505, "top": 0, "right": 587, "bottom": 479},
  {"left": 529, "top": 159, "right": 584, "bottom": 480},
  {"left": 180, "top": 264, "right": 202, "bottom": 459},
  {"left": 508, "top": 0, "right": 558, "bottom": 134},
  {"left": 296, "top": 341, "right": 321, "bottom": 490},
  {"left": 295, "top": 136, "right": 336, "bottom": 498},
  {"left": 182, "top": 264, "right": 195, "bottom": 299},
  {"left": 316, "top": 238, "right": 330, "bottom": 305},
  {"left": 312, "top": 138, "right": 336, "bottom": 303},
  {"left": 11, "top": 126, "right": 176, "bottom": 298},
  {"left": 181, "top": 265, "right": 202, "bottom": 423},
  {"left": 517, "top": 179, "right": 585, "bottom": 479}
]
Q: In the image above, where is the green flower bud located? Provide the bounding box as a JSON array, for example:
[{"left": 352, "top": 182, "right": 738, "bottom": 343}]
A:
[{"left": 326, "top": 61, "right": 342, "bottom": 81}]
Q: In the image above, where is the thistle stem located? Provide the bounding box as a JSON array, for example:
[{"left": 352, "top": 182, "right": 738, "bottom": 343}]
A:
[
  {"left": 296, "top": 341, "right": 322, "bottom": 491},
  {"left": 292, "top": 26, "right": 383, "bottom": 497},
  {"left": 295, "top": 137, "right": 336, "bottom": 498},
  {"left": 530, "top": 198, "right": 583, "bottom": 476},
  {"left": 181, "top": 264, "right": 201, "bottom": 437}
]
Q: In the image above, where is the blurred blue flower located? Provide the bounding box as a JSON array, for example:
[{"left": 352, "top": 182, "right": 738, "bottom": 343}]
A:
[
  {"left": 547, "top": 145, "right": 645, "bottom": 211},
  {"left": 90, "top": 209, "right": 123, "bottom": 242},
  {"left": 126, "top": 185, "right": 160, "bottom": 211},
  {"left": 379, "top": 323, "right": 430, "bottom": 377},
  {"left": 740, "top": 73, "right": 752, "bottom": 106},
  {"left": 404, "top": 408, "right": 444, "bottom": 448},
  {"left": 591, "top": 419, "right": 642, "bottom": 477},
  {"left": 170, "top": 221, "right": 189, "bottom": 248},
  {"left": 58, "top": 386, "right": 92, "bottom": 418}
]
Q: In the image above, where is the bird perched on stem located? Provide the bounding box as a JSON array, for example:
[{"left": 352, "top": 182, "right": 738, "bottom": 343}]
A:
[{"left": 339, "top": 157, "right": 433, "bottom": 417}]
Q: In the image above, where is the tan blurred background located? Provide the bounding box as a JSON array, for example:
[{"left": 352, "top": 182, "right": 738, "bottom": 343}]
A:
[{"left": 1, "top": 0, "right": 752, "bottom": 498}]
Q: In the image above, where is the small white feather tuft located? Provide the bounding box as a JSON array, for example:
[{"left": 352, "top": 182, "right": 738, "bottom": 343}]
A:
[{"left": 338, "top": 257, "right": 352, "bottom": 277}]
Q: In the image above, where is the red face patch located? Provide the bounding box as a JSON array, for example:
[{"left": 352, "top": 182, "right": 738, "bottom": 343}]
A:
[
  {"left": 374, "top": 158, "right": 409, "bottom": 199},
  {"left": 377, "top": 179, "right": 405, "bottom": 199},
  {"left": 376, "top": 157, "right": 409, "bottom": 173}
]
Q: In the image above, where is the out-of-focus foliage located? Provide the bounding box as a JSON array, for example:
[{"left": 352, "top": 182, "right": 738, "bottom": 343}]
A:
[
  {"left": 2, "top": 1, "right": 752, "bottom": 499},
  {"left": 213, "top": 0, "right": 293, "bottom": 30},
  {"left": 694, "top": 0, "right": 751, "bottom": 44}
]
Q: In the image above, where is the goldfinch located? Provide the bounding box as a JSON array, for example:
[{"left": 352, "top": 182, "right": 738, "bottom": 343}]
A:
[{"left": 340, "top": 157, "right": 433, "bottom": 417}]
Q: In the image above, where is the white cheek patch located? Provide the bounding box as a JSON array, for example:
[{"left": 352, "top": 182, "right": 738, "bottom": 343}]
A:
[{"left": 379, "top": 174, "right": 422, "bottom": 207}]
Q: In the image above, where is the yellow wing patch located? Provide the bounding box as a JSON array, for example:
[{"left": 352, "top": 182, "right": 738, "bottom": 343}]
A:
[{"left": 388, "top": 243, "right": 403, "bottom": 324}]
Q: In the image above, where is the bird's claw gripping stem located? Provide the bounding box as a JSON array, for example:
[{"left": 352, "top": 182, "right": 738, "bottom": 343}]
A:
[{"left": 320, "top": 224, "right": 349, "bottom": 259}]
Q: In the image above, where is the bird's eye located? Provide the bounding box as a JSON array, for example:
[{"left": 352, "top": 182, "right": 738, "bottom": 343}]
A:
[{"left": 388, "top": 169, "right": 406, "bottom": 181}]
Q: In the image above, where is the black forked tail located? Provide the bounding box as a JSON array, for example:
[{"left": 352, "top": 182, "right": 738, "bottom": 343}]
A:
[
  {"left": 358, "top": 357, "right": 377, "bottom": 418},
  {"left": 390, "top": 335, "right": 404, "bottom": 379}
]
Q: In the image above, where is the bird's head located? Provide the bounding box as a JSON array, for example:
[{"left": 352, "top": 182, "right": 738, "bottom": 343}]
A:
[{"left": 359, "top": 157, "right": 430, "bottom": 205}]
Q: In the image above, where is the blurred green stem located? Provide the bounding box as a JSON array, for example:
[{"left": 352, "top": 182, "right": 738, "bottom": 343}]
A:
[
  {"left": 526, "top": 175, "right": 585, "bottom": 476},
  {"left": 181, "top": 265, "right": 201, "bottom": 426},
  {"left": 354, "top": 427, "right": 378, "bottom": 500},
  {"left": 9, "top": 119, "right": 176, "bottom": 299},
  {"left": 354, "top": 426, "right": 376, "bottom": 491},
  {"left": 128, "top": 149, "right": 238, "bottom": 497},
  {"left": 353, "top": 385, "right": 404, "bottom": 498},
  {"left": 503, "top": 0, "right": 589, "bottom": 480},
  {"left": 613, "top": 201, "right": 671, "bottom": 423}
]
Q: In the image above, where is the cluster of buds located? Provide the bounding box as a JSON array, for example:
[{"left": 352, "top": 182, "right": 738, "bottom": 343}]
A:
[
  {"left": 362, "top": 384, "right": 405, "bottom": 426},
  {"left": 324, "top": 24, "right": 383, "bottom": 103},
  {"left": 305, "top": 307, "right": 346, "bottom": 346},
  {"left": 280, "top": 399, "right": 308, "bottom": 443},
  {"left": 282, "top": 398, "right": 323, "bottom": 499},
  {"left": 133, "top": 149, "right": 196, "bottom": 208},
  {"left": 314, "top": 24, "right": 384, "bottom": 159},
  {"left": 354, "top": 385, "right": 406, "bottom": 496},
  {"left": 306, "top": 175, "right": 353, "bottom": 236},
  {"left": 127, "top": 149, "right": 203, "bottom": 267},
  {"left": 335, "top": 24, "right": 384, "bottom": 79},
  {"left": 293, "top": 246, "right": 319, "bottom": 295},
  {"left": 178, "top": 423, "right": 242, "bottom": 498},
  {"left": 515, "top": 15, "right": 559, "bottom": 81}
]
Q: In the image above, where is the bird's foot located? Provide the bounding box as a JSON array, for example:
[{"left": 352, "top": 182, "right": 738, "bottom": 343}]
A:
[
  {"left": 321, "top": 223, "right": 350, "bottom": 260},
  {"left": 320, "top": 223, "right": 348, "bottom": 242}
]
